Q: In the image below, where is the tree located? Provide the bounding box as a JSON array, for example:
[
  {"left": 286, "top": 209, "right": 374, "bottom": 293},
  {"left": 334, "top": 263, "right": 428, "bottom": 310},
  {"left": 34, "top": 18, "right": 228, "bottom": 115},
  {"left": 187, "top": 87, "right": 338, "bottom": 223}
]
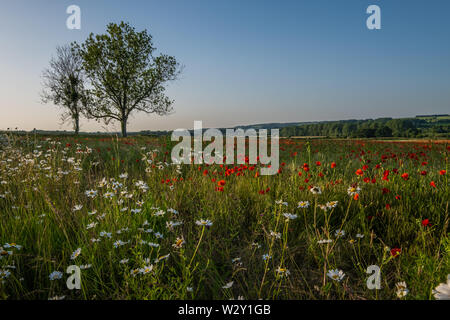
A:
[
  {"left": 75, "top": 21, "right": 181, "bottom": 137},
  {"left": 41, "top": 45, "right": 88, "bottom": 135}
]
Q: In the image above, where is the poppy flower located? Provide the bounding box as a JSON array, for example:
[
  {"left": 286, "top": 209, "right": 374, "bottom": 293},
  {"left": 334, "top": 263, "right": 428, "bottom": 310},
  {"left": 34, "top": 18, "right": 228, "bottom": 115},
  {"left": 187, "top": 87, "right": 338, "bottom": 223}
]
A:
[
  {"left": 421, "top": 219, "right": 431, "bottom": 227},
  {"left": 390, "top": 248, "right": 401, "bottom": 257},
  {"left": 401, "top": 173, "right": 409, "bottom": 181},
  {"left": 353, "top": 194, "right": 359, "bottom": 201},
  {"left": 430, "top": 181, "right": 436, "bottom": 188},
  {"left": 355, "top": 169, "right": 364, "bottom": 176},
  {"left": 218, "top": 180, "right": 226, "bottom": 187},
  {"left": 331, "top": 162, "right": 336, "bottom": 168},
  {"left": 440, "top": 170, "right": 446, "bottom": 175}
]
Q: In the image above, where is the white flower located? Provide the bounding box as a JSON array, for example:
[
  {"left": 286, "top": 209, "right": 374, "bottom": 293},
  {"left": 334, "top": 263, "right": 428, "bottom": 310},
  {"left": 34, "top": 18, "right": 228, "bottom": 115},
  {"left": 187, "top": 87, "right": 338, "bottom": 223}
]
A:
[
  {"left": 297, "top": 201, "right": 310, "bottom": 209},
  {"left": 310, "top": 186, "right": 322, "bottom": 195},
  {"left": 70, "top": 248, "right": 81, "bottom": 260},
  {"left": 395, "top": 281, "right": 409, "bottom": 298},
  {"left": 154, "top": 210, "right": 165, "bottom": 217},
  {"left": 433, "top": 274, "right": 450, "bottom": 300},
  {"left": 222, "top": 281, "right": 234, "bottom": 289},
  {"left": 119, "top": 173, "right": 128, "bottom": 179},
  {"left": 335, "top": 229, "right": 345, "bottom": 237},
  {"left": 283, "top": 213, "right": 297, "bottom": 220},
  {"left": 326, "top": 201, "right": 338, "bottom": 209},
  {"left": 113, "top": 240, "right": 128, "bottom": 248},
  {"left": 276, "top": 267, "right": 290, "bottom": 277},
  {"left": 195, "top": 219, "right": 213, "bottom": 227},
  {"left": 49, "top": 271, "right": 63, "bottom": 280},
  {"left": 327, "top": 269, "right": 345, "bottom": 282},
  {"left": 139, "top": 265, "right": 153, "bottom": 274},
  {"left": 0, "top": 269, "right": 11, "bottom": 279},
  {"left": 318, "top": 239, "right": 333, "bottom": 244},
  {"left": 73, "top": 205, "right": 83, "bottom": 211},
  {"left": 119, "top": 259, "right": 129, "bottom": 264},
  {"left": 269, "top": 230, "right": 281, "bottom": 239},
  {"left": 275, "top": 200, "right": 288, "bottom": 206},
  {"left": 86, "top": 222, "right": 97, "bottom": 230},
  {"left": 356, "top": 233, "right": 364, "bottom": 238},
  {"left": 85, "top": 189, "right": 98, "bottom": 198},
  {"left": 347, "top": 186, "right": 361, "bottom": 196},
  {"left": 172, "top": 237, "right": 185, "bottom": 248},
  {"left": 262, "top": 253, "right": 271, "bottom": 261}
]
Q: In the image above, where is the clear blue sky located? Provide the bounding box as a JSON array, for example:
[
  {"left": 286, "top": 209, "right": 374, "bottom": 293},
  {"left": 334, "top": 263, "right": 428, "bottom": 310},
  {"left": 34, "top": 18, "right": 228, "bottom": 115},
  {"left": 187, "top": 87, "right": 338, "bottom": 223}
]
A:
[{"left": 0, "top": 0, "right": 449, "bottom": 132}]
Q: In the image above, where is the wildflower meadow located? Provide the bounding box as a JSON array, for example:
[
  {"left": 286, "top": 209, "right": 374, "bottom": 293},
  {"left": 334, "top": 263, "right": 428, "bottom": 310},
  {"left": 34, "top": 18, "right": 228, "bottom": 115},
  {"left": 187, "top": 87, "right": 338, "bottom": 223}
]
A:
[{"left": 0, "top": 134, "right": 448, "bottom": 300}]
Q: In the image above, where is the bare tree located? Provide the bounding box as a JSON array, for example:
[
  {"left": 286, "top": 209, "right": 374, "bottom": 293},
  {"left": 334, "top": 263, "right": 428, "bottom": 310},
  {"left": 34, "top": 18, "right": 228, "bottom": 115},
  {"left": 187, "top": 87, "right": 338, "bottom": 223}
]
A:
[{"left": 41, "top": 44, "right": 88, "bottom": 135}]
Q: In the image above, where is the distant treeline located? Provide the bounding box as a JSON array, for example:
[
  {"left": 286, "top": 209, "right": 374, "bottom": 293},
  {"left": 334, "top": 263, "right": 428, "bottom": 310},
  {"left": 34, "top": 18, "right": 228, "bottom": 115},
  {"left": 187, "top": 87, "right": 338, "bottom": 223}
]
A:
[{"left": 280, "top": 116, "right": 450, "bottom": 138}]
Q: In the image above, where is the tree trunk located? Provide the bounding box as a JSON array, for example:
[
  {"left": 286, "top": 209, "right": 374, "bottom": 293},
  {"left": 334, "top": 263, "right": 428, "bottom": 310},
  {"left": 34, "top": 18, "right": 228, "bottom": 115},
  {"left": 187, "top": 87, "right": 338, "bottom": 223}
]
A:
[
  {"left": 121, "top": 118, "right": 127, "bottom": 137},
  {"left": 74, "top": 114, "right": 80, "bottom": 135}
]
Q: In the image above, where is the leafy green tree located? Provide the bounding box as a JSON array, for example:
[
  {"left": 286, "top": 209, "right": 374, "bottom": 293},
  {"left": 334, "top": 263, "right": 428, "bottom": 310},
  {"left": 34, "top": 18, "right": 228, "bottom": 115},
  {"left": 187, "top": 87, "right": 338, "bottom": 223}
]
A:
[{"left": 75, "top": 22, "right": 181, "bottom": 137}]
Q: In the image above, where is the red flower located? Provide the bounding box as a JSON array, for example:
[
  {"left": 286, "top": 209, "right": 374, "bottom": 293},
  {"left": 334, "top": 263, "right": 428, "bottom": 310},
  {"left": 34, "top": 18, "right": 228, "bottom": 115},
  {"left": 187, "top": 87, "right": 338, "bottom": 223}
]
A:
[
  {"left": 430, "top": 181, "right": 436, "bottom": 188},
  {"left": 355, "top": 169, "right": 364, "bottom": 176},
  {"left": 420, "top": 170, "right": 427, "bottom": 176},
  {"left": 395, "top": 195, "right": 401, "bottom": 200},
  {"left": 421, "top": 219, "right": 431, "bottom": 227},
  {"left": 390, "top": 248, "right": 401, "bottom": 257},
  {"left": 440, "top": 170, "right": 446, "bottom": 175},
  {"left": 316, "top": 161, "right": 321, "bottom": 166},
  {"left": 217, "top": 180, "right": 226, "bottom": 187},
  {"left": 353, "top": 194, "right": 359, "bottom": 201},
  {"left": 401, "top": 173, "right": 409, "bottom": 181},
  {"left": 385, "top": 203, "right": 391, "bottom": 210},
  {"left": 331, "top": 162, "right": 336, "bottom": 168}
]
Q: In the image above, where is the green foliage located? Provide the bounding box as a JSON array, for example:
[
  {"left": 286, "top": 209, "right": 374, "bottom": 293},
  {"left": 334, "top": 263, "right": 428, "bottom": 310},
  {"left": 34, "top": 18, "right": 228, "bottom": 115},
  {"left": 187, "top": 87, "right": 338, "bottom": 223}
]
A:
[
  {"left": 73, "top": 21, "right": 181, "bottom": 137},
  {"left": 280, "top": 116, "right": 450, "bottom": 138}
]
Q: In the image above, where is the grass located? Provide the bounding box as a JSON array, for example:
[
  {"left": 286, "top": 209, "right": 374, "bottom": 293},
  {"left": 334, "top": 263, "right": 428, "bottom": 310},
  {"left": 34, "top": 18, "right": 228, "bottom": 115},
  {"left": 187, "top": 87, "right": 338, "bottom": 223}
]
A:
[{"left": 0, "top": 133, "right": 448, "bottom": 300}]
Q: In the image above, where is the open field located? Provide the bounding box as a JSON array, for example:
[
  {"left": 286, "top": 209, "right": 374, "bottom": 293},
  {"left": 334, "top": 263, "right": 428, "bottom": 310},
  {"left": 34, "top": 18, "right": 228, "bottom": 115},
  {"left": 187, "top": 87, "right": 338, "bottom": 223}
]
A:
[{"left": 0, "top": 134, "right": 448, "bottom": 300}]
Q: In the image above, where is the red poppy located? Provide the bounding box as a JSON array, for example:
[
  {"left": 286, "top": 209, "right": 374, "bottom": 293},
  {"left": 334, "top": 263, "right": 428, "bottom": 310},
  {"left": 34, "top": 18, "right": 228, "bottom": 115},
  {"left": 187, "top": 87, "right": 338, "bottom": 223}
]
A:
[
  {"left": 390, "top": 248, "right": 401, "bottom": 257},
  {"left": 316, "top": 161, "right": 321, "bottom": 166},
  {"left": 331, "top": 162, "right": 336, "bottom": 168},
  {"left": 430, "top": 181, "right": 436, "bottom": 188},
  {"left": 217, "top": 180, "right": 226, "bottom": 187},
  {"left": 401, "top": 173, "right": 409, "bottom": 181},
  {"left": 440, "top": 170, "right": 446, "bottom": 175},
  {"left": 353, "top": 194, "right": 359, "bottom": 201},
  {"left": 355, "top": 169, "right": 364, "bottom": 176},
  {"left": 421, "top": 219, "right": 431, "bottom": 227}
]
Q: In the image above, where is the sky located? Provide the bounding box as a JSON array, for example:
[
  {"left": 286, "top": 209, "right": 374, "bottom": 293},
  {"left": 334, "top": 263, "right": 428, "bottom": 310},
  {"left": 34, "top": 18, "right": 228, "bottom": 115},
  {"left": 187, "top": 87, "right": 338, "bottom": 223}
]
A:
[{"left": 0, "top": 0, "right": 449, "bottom": 132}]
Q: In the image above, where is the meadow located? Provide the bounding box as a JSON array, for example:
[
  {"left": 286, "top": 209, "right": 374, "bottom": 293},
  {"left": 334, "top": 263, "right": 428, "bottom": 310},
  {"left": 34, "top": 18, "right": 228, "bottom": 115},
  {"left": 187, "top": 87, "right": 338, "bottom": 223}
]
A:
[{"left": 0, "top": 133, "right": 448, "bottom": 300}]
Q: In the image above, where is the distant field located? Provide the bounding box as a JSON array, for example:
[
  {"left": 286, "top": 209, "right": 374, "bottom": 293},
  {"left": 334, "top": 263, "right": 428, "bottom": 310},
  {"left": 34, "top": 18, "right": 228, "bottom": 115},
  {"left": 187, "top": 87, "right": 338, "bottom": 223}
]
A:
[{"left": 0, "top": 134, "right": 448, "bottom": 300}]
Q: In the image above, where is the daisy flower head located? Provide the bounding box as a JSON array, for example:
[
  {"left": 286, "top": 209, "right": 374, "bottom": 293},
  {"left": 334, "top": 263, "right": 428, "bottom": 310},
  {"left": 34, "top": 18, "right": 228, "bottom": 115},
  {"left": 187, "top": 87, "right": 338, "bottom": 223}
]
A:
[
  {"left": 195, "top": 219, "right": 213, "bottom": 227},
  {"left": 433, "top": 274, "right": 450, "bottom": 300},
  {"left": 327, "top": 269, "right": 345, "bottom": 282},
  {"left": 297, "top": 201, "right": 310, "bottom": 209},
  {"left": 396, "top": 281, "right": 409, "bottom": 298},
  {"left": 172, "top": 236, "right": 185, "bottom": 249},
  {"left": 70, "top": 248, "right": 81, "bottom": 260},
  {"left": 347, "top": 186, "right": 361, "bottom": 196},
  {"left": 276, "top": 267, "right": 290, "bottom": 277},
  {"left": 49, "top": 271, "right": 63, "bottom": 280}
]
